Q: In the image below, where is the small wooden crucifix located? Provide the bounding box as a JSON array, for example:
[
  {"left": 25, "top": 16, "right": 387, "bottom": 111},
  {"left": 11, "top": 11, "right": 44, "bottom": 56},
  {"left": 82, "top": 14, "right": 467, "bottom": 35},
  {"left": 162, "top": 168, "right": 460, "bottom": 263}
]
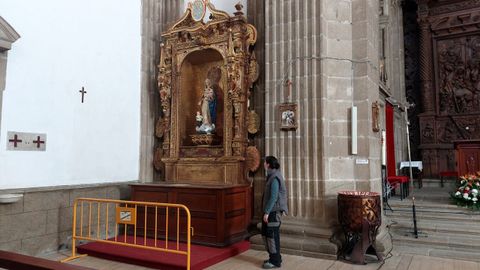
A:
[{"left": 79, "top": 87, "right": 87, "bottom": 103}]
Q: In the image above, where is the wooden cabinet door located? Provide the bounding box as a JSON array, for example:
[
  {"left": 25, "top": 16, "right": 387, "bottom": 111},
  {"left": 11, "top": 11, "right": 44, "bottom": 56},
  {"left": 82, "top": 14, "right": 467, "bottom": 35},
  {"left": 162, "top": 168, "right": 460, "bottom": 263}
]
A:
[{"left": 457, "top": 144, "right": 480, "bottom": 176}]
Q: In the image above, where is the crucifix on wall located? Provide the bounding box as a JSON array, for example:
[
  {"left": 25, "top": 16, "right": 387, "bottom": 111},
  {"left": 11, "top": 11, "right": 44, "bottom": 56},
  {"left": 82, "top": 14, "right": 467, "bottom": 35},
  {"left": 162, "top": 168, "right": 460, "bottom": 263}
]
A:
[{"left": 79, "top": 87, "right": 87, "bottom": 103}]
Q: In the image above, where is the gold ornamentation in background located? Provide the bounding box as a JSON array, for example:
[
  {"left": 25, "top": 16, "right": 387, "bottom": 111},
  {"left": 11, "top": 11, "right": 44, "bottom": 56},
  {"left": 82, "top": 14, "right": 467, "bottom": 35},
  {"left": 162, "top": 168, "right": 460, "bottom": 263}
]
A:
[
  {"left": 247, "top": 111, "right": 260, "bottom": 134},
  {"left": 246, "top": 146, "right": 261, "bottom": 172}
]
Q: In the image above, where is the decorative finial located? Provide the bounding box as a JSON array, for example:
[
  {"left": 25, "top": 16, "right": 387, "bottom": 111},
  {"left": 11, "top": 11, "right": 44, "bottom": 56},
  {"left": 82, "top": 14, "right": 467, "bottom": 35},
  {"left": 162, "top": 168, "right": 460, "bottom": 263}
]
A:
[{"left": 234, "top": 2, "right": 244, "bottom": 16}]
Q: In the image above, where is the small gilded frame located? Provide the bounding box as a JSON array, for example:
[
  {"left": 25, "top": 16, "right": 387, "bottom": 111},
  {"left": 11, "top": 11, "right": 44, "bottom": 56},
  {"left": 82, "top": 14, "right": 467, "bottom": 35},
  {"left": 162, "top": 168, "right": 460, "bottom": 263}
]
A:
[
  {"left": 372, "top": 101, "right": 380, "bottom": 132},
  {"left": 278, "top": 103, "right": 298, "bottom": 130}
]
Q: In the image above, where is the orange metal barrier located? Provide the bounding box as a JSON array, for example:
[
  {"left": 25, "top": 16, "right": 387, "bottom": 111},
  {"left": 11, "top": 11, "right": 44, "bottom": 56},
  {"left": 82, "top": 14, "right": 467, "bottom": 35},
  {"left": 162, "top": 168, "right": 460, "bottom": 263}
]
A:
[{"left": 61, "top": 198, "right": 193, "bottom": 270}]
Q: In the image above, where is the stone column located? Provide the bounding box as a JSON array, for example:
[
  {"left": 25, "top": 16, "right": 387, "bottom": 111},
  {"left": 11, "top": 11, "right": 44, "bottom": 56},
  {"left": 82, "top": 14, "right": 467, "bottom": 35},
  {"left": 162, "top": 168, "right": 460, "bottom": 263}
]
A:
[
  {"left": 252, "top": 0, "right": 338, "bottom": 258},
  {"left": 251, "top": 0, "right": 389, "bottom": 258},
  {"left": 417, "top": 5, "right": 434, "bottom": 114},
  {"left": 139, "top": 0, "right": 184, "bottom": 182}
]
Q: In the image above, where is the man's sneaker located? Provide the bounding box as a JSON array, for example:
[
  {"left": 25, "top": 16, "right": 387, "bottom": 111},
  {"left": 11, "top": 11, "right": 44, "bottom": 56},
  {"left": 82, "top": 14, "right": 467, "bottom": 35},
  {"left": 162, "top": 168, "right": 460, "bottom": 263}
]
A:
[{"left": 262, "top": 262, "right": 279, "bottom": 269}]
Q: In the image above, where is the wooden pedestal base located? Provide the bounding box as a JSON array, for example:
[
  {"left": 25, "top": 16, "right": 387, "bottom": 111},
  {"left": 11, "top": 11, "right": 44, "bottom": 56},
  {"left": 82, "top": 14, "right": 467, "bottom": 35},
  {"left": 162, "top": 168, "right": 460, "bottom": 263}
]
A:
[{"left": 130, "top": 183, "right": 251, "bottom": 247}]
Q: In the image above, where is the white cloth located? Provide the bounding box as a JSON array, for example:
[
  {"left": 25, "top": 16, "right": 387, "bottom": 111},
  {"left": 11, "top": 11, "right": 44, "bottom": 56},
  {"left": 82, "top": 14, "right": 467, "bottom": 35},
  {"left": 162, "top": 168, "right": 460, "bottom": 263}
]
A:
[{"left": 399, "top": 161, "right": 423, "bottom": 171}]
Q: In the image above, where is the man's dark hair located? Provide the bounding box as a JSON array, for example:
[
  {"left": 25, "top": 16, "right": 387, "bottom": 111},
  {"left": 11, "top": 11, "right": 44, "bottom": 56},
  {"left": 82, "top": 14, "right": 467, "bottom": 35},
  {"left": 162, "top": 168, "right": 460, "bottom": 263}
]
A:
[{"left": 265, "top": 156, "right": 280, "bottom": 169}]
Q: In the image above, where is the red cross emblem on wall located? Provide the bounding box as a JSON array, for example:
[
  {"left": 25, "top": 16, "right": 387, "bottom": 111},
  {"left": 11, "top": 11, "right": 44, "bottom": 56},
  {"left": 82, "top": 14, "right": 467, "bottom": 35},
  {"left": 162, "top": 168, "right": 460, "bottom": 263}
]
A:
[
  {"left": 33, "top": 136, "right": 45, "bottom": 148},
  {"left": 8, "top": 134, "right": 22, "bottom": 148}
]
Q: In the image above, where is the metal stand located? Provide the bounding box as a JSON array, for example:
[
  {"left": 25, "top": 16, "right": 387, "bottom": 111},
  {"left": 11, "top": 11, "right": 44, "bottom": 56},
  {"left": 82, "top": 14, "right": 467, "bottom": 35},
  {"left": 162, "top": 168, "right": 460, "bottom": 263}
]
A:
[
  {"left": 404, "top": 105, "right": 414, "bottom": 192},
  {"left": 349, "top": 219, "right": 383, "bottom": 264},
  {"left": 382, "top": 165, "right": 393, "bottom": 212},
  {"left": 412, "top": 197, "right": 418, "bottom": 239}
]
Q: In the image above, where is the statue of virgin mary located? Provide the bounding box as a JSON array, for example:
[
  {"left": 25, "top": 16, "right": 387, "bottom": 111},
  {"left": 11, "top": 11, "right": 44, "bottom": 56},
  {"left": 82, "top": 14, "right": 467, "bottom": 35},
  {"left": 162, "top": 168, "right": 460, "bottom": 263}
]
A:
[{"left": 196, "top": 78, "right": 217, "bottom": 134}]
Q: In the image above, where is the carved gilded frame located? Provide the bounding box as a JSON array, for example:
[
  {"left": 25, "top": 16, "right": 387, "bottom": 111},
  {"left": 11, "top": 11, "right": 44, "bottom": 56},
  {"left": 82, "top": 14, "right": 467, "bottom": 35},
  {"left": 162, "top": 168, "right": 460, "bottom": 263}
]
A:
[{"left": 155, "top": 1, "right": 259, "bottom": 185}]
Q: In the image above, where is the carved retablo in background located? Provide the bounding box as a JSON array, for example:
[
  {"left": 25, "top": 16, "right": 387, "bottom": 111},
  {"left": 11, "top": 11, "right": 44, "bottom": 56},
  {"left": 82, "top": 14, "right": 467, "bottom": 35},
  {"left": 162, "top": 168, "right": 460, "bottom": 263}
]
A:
[
  {"left": 154, "top": 0, "right": 259, "bottom": 185},
  {"left": 417, "top": 1, "right": 480, "bottom": 177},
  {"left": 437, "top": 36, "right": 480, "bottom": 115}
]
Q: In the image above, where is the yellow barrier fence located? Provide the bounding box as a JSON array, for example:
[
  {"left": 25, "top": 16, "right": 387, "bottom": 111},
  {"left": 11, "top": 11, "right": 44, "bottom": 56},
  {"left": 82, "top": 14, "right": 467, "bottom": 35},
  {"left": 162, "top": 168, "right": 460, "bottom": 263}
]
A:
[{"left": 61, "top": 198, "right": 193, "bottom": 270}]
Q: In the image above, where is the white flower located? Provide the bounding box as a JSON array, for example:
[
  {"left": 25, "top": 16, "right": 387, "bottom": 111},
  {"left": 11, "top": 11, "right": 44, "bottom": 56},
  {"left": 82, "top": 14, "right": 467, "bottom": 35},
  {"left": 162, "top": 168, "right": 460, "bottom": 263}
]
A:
[
  {"left": 463, "top": 193, "right": 470, "bottom": 199},
  {"left": 473, "top": 197, "right": 478, "bottom": 202},
  {"left": 468, "top": 197, "right": 472, "bottom": 200},
  {"left": 455, "top": 191, "right": 461, "bottom": 196},
  {"left": 472, "top": 189, "right": 478, "bottom": 194}
]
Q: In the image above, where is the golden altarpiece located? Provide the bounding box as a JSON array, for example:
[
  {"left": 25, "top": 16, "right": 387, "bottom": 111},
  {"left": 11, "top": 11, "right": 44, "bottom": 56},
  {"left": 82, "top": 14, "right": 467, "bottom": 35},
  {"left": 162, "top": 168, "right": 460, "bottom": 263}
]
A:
[{"left": 131, "top": 1, "right": 260, "bottom": 246}]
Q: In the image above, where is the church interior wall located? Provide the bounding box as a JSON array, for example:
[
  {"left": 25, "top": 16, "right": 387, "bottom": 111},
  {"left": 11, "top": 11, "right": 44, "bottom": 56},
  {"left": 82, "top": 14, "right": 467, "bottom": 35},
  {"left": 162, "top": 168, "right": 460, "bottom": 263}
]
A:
[{"left": 0, "top": 0, "right": 141, "bottom": 189}]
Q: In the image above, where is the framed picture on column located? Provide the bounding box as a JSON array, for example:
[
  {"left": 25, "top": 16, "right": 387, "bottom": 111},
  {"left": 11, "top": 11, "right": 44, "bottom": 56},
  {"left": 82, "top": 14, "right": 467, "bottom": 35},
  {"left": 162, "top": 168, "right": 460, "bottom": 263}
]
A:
[{"left": 278, "top": 103, "right": 298, "bottom": 130}]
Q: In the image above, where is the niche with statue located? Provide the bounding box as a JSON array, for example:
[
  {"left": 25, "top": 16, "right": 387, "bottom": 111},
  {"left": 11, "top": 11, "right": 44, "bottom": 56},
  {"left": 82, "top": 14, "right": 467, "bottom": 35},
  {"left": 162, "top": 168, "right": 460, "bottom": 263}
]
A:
[{"left": 154, "top": 0, "right": 259, "bottom": 185}]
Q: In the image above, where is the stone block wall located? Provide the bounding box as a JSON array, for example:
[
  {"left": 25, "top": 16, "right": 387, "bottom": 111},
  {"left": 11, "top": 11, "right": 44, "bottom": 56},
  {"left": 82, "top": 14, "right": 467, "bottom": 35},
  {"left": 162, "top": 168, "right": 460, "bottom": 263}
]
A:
[{"left": 0, "top": 183, "right": 131, "bottom": 256}]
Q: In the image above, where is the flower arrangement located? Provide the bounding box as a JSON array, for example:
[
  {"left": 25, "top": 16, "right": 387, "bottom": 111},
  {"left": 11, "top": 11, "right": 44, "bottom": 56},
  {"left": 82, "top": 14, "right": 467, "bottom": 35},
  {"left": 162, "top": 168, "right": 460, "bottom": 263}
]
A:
[{"left": 451, "top": 172, "right": 480, "bottom": 210}]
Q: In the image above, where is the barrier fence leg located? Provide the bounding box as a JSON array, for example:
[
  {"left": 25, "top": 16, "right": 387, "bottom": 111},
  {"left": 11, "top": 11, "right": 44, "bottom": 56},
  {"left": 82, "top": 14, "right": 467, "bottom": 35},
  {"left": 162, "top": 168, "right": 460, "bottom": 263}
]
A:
[{"left": 61, "top": 200, "right": 88, "bottom": 263}]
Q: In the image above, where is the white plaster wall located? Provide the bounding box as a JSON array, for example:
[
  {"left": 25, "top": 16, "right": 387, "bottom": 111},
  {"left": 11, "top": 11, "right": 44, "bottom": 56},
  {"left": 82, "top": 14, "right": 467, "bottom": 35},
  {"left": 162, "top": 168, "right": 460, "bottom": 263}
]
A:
[
  {"left": 0, "top": 0, "right": 141, "bottom": 189},
  {"left": 182, "top": 0, "right": 248, "bottom": 19}
]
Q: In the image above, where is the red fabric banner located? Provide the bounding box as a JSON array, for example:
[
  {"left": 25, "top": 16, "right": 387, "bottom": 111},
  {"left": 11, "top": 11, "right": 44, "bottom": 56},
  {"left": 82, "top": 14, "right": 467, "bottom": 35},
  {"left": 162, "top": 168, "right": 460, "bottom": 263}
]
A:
[{"left": 386, "top": 103, "right": 396, "bottom": 177}]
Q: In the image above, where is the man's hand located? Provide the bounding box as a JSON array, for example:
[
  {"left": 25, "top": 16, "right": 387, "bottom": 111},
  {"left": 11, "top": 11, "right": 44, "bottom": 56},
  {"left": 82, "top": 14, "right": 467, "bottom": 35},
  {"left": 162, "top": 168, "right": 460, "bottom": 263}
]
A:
[{"left": 263, "top": 213, "right": 269, "bottom": 223}]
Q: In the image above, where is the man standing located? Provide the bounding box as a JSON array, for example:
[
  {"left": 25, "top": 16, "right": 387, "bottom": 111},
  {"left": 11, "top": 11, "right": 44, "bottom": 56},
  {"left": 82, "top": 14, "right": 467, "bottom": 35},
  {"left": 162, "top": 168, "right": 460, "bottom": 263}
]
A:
[{"left": 262, "top": 156, "right": 288, "bottom": 269}]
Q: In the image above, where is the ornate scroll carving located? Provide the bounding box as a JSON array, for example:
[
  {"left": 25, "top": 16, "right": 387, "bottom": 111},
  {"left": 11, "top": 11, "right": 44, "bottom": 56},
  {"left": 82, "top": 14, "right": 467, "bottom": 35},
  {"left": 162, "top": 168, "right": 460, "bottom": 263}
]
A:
[
  {"left": 429, "top": 9, "right": 480, "bottom": 36},
  {"left": 153, "top": 147, "right": 163, "bottom": 171},
  {"left": 430, "top": 0, "right": 480, "bottom": 15},
  {"left": 158, "top": 43, "right": 173, "bottom": 157},
  {"left": 246, "top": 146, "right": 260, "bottom": 172},
  {"left": 247, "top": 110, "right": 260, "bottom": 134},
  {"left": 421, "top": 122, "right": 435, "bottom": 143}
]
